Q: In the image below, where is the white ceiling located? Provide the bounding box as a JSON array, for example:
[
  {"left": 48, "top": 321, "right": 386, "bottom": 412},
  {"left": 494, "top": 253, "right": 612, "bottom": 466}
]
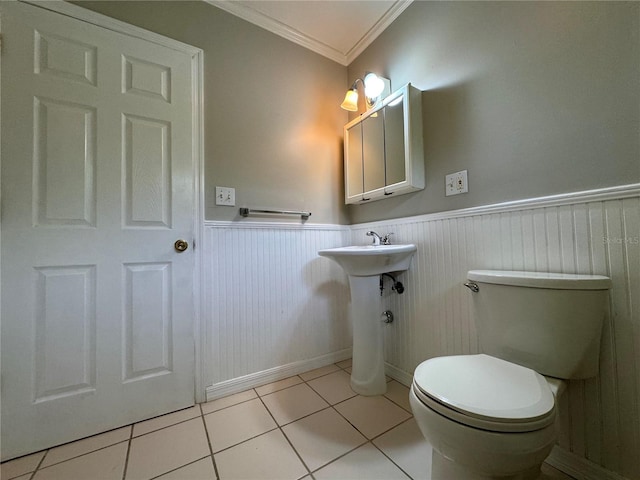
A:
[{"left": 205, "top": 0, "right": 413, "bottom": 66}]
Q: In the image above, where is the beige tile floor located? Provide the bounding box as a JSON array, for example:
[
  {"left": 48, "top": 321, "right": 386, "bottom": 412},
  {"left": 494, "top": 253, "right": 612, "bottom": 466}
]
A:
[{"left": 1, "top": 359, "right": 575, "bottom": 480}]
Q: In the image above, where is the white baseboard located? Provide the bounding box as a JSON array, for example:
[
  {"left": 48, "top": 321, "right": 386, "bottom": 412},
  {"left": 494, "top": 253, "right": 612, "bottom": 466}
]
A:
[
  {"left": 385, "top": 362, "right": 413, "bottom": 387},
  {"left": 546, "top": 447, "right": 629, "bottom": 480},
  {"left": 205, "top": 348, "right": 352, "bottom": 401}
]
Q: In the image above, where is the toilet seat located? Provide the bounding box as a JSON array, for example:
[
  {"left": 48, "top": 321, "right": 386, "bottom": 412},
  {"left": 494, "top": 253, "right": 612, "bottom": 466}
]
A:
[{"left": 412, "top": 354, "right": 556, "bottom": 433}]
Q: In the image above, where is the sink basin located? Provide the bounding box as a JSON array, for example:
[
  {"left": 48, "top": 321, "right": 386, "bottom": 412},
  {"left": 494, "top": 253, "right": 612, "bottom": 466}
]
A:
[{"left": 318, "top": 244, "right": 417, "bottom": 276}]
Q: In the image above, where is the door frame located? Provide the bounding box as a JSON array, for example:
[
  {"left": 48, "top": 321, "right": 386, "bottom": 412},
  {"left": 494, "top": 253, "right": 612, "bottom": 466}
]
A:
[{"left": 13, "top": 0, "right": 207, "bottom": 403}]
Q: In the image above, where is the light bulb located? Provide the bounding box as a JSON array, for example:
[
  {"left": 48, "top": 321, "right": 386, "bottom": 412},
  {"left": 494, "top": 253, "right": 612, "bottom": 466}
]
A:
[{"left": 363, "top": 73, "right": 385, "bottom": 98}]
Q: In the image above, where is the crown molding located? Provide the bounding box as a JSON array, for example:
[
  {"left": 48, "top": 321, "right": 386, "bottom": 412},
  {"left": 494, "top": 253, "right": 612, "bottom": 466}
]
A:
[
  {"left": 204, "top": 0, "right": 346, "bottom": 64},
  {"left": 345, "top": 0, "right": 413, "bottom": 65},
  {"left": 204, "top": 0, "right": 413, "bottom": 66}
]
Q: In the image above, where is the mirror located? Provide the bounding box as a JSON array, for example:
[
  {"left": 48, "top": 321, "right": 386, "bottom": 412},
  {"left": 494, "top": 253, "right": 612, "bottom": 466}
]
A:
[
  {"left": 362, "top": 112, "right": 384, "bottom": 193},
  {"left": 345, "top": 122, "right": 363, "bottom": 198},
  {"left": 384, "top": 96, "right": 406, "bottom": 187}
]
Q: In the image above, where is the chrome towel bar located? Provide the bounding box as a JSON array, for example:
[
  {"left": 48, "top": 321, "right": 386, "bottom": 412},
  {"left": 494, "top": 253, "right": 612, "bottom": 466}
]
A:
[{"left": 239, "top": 207, "right": 311, "bottom": 220}]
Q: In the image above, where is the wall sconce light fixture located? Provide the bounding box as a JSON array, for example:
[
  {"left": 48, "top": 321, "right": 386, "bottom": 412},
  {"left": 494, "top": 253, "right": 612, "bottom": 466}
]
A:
[{"left": 340, "top": 72, "right": 391, "bottom": 112}]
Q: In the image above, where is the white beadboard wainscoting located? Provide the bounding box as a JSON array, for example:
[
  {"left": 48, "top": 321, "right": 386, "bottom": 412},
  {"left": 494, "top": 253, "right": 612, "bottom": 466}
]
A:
[
  {"left": 352, "top": 184, "right": 639, "bottom": 480},
  {"left": 202, "top": 183, "right": 639, "bottom": 480},
  {"left": 203, "top": 222, "right": 352, "bottom": 398}
]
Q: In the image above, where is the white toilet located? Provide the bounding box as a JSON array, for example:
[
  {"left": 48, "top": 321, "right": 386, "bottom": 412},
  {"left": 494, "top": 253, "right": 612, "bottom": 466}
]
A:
[{"left": 410, "top": 270, "right": 611, "bottom": 479}]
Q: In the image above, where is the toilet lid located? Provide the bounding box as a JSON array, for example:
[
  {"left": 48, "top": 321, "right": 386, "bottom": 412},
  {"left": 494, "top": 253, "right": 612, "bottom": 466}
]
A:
[{"left": 413, "top": 354, "right": 555, "bottom": 426}]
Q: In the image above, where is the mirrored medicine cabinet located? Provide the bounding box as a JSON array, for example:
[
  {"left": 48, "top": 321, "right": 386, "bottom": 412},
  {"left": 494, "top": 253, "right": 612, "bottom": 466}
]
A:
[{"left": 344, "top": 83, "right": 424, "bottom": 204}]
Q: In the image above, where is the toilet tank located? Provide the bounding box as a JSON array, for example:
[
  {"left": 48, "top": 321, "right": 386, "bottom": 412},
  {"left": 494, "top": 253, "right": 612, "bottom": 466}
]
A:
[{"left": 466, "top": 270, "right": 611, "bottom": 379}]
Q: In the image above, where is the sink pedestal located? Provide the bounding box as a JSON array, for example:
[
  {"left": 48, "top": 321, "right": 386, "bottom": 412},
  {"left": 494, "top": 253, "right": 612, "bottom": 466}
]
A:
[
  {"left": 348, "top": 275, "right": 387, "bottom": 396},
  {"left": 317, "top": 243, "right": 417, "bottom": 397}
]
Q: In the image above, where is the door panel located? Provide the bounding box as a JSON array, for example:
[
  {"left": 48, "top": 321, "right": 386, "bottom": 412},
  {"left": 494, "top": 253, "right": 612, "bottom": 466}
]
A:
[
  {"left": 1, "top": 2, "right": 196, "bottom": 460},
  {"left": 123, "top": 262, "right": 173, "bottom": 382},
  {"left": 35, "top": 30, "right": 98, "bottom": 86},
  {"left": 34, "top": 265, "right": 97, "bottom": 402},
  {"left": 123, "top": 114, "right": 172, "bottom": 228},
  {"left": 34, "top": 96, "right": 97, "bottom": 227},
  {"left": 123, "top": 55, "right": 171, "bottom": 103}
]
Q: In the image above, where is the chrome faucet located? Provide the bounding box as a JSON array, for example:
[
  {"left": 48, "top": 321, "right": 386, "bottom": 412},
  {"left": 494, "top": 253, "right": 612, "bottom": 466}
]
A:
[
  {"left": 366, "top": 231, "right": 382, "bottom": 245},
  {"left": 366, "top": 231, "right": 393, "bottom": 246}
]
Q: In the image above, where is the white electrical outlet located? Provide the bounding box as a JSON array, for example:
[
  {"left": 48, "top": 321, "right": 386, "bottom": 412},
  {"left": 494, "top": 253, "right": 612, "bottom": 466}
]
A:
[
  {"left": 445, "top": 170, "right": 468, "bottom": 196},
  {"left": 215, "top": 186, "right": 235, "bottom": 206}
]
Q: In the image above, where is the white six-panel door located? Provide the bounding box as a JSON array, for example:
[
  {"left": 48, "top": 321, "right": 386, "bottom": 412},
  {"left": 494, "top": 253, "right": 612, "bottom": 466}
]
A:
[{"left": 1, "top": 2, "right": 197, "bottom": 460}]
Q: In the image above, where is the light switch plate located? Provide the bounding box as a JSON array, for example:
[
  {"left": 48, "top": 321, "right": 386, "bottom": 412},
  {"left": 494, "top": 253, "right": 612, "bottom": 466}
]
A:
[
  {"left": 215, "top": 186, "right": 235, "bottom": 206},
  {"left": 445, "top": 170, "right": 468, "bottom": 196}
]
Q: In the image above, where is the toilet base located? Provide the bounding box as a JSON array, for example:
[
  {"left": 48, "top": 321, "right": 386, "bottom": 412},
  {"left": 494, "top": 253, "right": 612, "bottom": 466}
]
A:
[{"left": 410, "top": 388, "right": 556, "bottom": 479}]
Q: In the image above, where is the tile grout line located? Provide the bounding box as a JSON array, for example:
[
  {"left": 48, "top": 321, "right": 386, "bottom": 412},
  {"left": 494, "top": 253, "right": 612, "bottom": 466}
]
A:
[
  {"left": 305, "top": 382, "right": 358, "bottom": 407},
  {"left": 279, "top": 427, "right": 313, "bottom": 479},
  {"left": 30, "top": 410, "right": 210, "bottom": 475},
  {"left": 201, "top": 370, "right": 413, "bottom": 480},
  {"left": 370, "top": 440, "right": 414, "bottom": 480},
  {"left": 253, "top": 376, "right": 304, "bottom": 396},
  {"left": 299, "top": 372, "right": 373, "bottom": 477},
  {"left": 201, "top": 396, "right": 258, "bottom": 416},
  {"left": 328, "top": 402, "right": 371, "bottom": 442},
  {"left": 14, "top": 360, "right": 371, "bottom": 480},
  {"left": 132, "top": 412, "right": 203, "bottom": 439},
  {"left": 272, "top": 403, "right": 332, "bottom": 428},
  {"left": 27, "top": 448, "right": 49, "bottom": 480},
  {"left": 120, "top": 425, "right": 134, "bottom": 480},
  {"left": 332, "top": 363, "right": 417, "bottom": 478},
  {"left": 256, "top": 377, "right": 309, "bottom": 400},
  {"left": 11, "top": 359, "right": 416, "bottom": 480},
  {"left": 199, "top": 400, "right": 223, "bottom": 480},
  {"left": 298, "top": 367, "right": 343, "bottom": 383},
  {"left": 302, "top": 413, "right": 414, "bottom": 479},
  {"left": 7, "top": 359, "right": 576, "bottom": 480},
  {"left": 307, "top": 441, "right": 368, "bottom": 476},
  {"left": 314, "top": 367, "right": 414, "bottom": 431},
  {"left": 371, "top": 416, "right": 414, "bottom": 441},
  {"left": 19, "top": 439, "right": 132, "bottom": 475},
  {"left": 255, "top": 391, "right": 313, "bottom": 478},
  {"left": 207, "top": 425, "right": 280, "bottom": 456},
  {"left": 302, "top": 365, "right": 418, "bottom": 478},
  {"left": 225, "top": 362, "right": 349, "bottom": 404},
  {"left": 200, "top": 380, "right": 350, "bottom": 455},
  {"left": 367, "top": 411, "right": 414, "bottom": 443},
  {"left": 14, "top": 409, "right": 204, "bottom": 478},
  {"left": 383, "top": 395, "right": 413, "bottom": 414},
  {"left": 147, "top": 455, "right": 211, "bottom": 480},
  {"left": 297, "top": 366, "right": 386, "bottom": 477},
  {"left": 3, "top": 422, "right": 136, "bottom": 477},
  {"left": 254, "top": 367, "right": 410, "bottom": 478},
  {"left": 381, "top": 380, "right": 414, "bottom": 414},
  {"left": 370, "top": 418, "right": 417, "bottom": 480},
  {"left": 201, "top": 402, "right": 349, "bottom": 457},
  {"left": 15, "top": 360, "right": 387, "bottom": 476}
]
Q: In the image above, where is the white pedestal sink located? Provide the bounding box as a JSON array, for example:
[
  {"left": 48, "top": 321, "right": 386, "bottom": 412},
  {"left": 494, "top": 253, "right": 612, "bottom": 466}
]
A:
[{"left": 318, "top": 244, "right": 417, "bottom": 395}]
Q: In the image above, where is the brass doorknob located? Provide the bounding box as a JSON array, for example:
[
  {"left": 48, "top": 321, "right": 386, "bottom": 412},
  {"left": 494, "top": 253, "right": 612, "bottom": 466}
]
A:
[{"left": 174, "top": 239, "right": 189, "bottom": 252}]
